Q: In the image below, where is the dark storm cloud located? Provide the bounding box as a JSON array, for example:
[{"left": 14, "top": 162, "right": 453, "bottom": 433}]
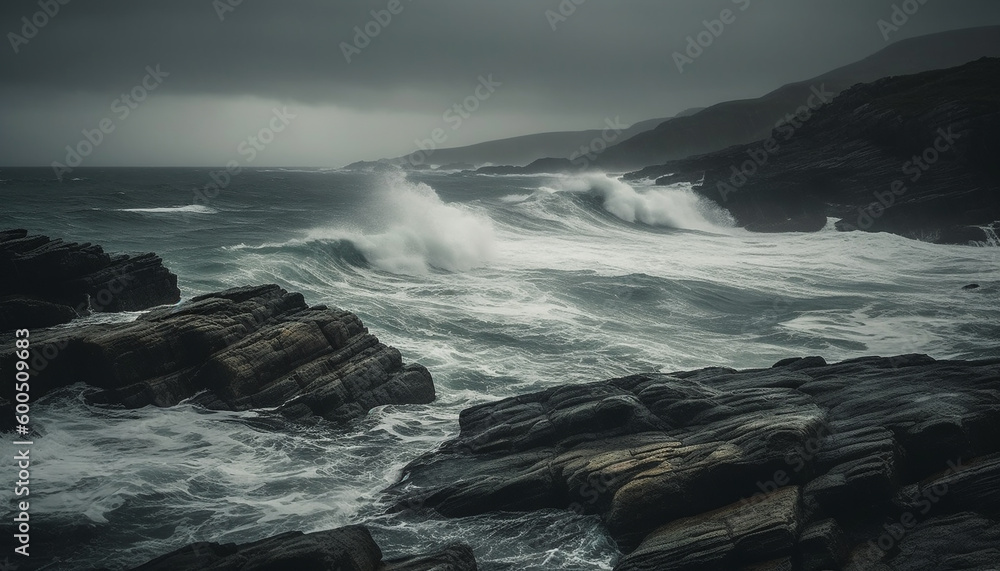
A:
[
  {"left": 2, "top": 0, "right": 1000, "bottom": 166},
  {"left": 4, "top": 0, "right": 998, "bottom": 109}
]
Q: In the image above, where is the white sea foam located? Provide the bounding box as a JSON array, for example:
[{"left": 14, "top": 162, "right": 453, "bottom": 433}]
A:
[
  {"left": 311, "top": 173, "right": 496, "bottom": 275},
  {"left": 543, "top": 173, "right": 734, "bottom": 232},
  {"left": 118, "top": 205, "right": 218, "bottom": 214},
  {"left": 499, "top": 193, "right": 533, "bottom": 203}
]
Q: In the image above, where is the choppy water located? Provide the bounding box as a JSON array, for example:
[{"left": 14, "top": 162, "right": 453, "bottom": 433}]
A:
[{"left": 2, "top": 167, "right": 998, "bottom": 570}]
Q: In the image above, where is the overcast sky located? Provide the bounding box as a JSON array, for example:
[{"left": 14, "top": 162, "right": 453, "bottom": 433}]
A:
[{"left": 2, "top": 0, "right": 999, "bottom": 167}]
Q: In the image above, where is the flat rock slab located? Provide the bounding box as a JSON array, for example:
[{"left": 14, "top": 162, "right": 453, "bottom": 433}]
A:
[
  {"left": 389, "top": 354, "right": 1000, "bottom": 570},
  {"left": 1, "top": 284, "right": 434, "bottom": 424}
]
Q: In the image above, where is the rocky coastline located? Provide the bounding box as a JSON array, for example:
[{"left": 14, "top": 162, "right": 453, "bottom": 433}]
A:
[
  {"left": 388, "top": 354, "right": 1000, "bottom": 570},
  {"left": 4, "top": 225, "right": 999, "bottom": 571}
]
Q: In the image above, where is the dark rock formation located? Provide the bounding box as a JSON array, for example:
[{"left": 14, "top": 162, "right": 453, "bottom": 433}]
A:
[
  {"left": 389, "top": 354, "right": 1000, "bottom": 570},
  {"left": 625, "top": 58, "right": 1000, "bottom": 243},
  {"left": 0, "top": 229, "right": 181, "bottom": 332},
  {"left": 383, "top": 543, "right": 479, "bottom": 570},
  {"left": 0, "top": 284, "right": 434, "bottom": 424},
  {"left": 128, "top": 525, "right": 477, "bottom": 570}
]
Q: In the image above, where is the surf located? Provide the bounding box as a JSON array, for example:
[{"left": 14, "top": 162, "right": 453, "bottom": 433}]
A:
[
  {"left": 308, "top": 173, "right": 497, "bottom": 275},
  {"left": 537, "top": 173, "right": 735, "bottom": 233}
]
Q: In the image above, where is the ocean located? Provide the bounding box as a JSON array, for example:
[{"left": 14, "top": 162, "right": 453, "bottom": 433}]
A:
[{"left": 2, "top": 166, "right": 999, "bottom": 570}]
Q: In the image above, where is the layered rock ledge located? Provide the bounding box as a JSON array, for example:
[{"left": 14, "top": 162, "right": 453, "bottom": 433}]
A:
[
  {"left": 1, "top": 284, "right": 434, "bottom": 424},
  {"left": 0, "top": 229, "right": 181, "bottom": 332},
  {"left": 389, "top": 354, "right": 1000, "bottom": 570},
  {"left": 127, "top": 525, "right": 477, "bottom": 571}
]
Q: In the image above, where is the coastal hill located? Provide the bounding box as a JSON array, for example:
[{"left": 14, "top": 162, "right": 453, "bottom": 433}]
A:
[
  {"left": 377, "top": 25, "right": 1000, "bottom": 175},
  {"left": 597, "top": 25, "right": 1000, "bottom": 170},
  {"left": 627, "top": 57, "right": 1000, "bottom": 243},
  {"left": 354, "top": 115, "right": 680, "bottom": 171}
]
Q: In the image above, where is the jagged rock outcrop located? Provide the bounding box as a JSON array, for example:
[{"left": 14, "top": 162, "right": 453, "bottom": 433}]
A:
[
  {"left": 127, "top": 525, "right": 477, "bottom": 571},
  {"left": 1, "top": 284, "right": 434, "bottom": 423},
  {"left": 625, "top": 58, "right": 1000, "bottom": 243},
  {"left": 389, "top": 354, "right": 1000, "bottom": 570},
  {"left": 0, "top": 229, "right": 181, "bottom": 332}
]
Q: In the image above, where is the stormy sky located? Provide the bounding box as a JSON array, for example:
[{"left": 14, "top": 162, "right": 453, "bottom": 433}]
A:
[{"left": 2, "top": 0, "right": 999, "bottom": 168}]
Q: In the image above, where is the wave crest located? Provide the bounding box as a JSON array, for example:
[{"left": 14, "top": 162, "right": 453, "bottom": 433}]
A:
[
  {"left": 118, "top": 205, "right": 217, "bottom": 215},
  {"left": 313, "top": 173, "right": 496, "bottom": 275},
  {"left": 543, "top": 173, "right": 734, "bottom": 232}
]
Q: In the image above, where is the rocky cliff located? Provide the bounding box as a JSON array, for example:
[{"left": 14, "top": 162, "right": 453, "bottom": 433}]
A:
[
  {"left": 625, "top": 58, "right": 1000, "bottom": 243},
  {"left": 390, "top": 354, "right": 1000, "bottom": 570}
]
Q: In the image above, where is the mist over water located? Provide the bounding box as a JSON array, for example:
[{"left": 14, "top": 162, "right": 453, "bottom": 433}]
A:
[{"left": 1, "top": 167, "right": 998, "bottom": 570}]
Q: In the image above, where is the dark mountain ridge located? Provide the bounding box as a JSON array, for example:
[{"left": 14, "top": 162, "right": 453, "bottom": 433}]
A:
[{"left": 627, "top": 57, "right": 1000, "bottom": 243}]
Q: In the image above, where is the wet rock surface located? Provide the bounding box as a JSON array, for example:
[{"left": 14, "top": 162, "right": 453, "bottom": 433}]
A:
[
  {"left": 126, "top": 525, "right": 477, "bottom": 571},
  {"left": 390, "top": 354, "right": 1000, "bottom": 570},
  {"left": 0, "top": 229, "right": 181, "bottom": 332},
  {"left": 1, "top": 284, "right": 435, "bottom": 423}
]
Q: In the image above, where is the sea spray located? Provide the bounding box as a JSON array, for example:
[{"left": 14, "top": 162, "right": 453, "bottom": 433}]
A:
[
  {"left": 542, "top": 173, "right": 735, "bottom": 232},
  {"left": 312, "top": 172, "right": 496, "bottom": 275}
]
